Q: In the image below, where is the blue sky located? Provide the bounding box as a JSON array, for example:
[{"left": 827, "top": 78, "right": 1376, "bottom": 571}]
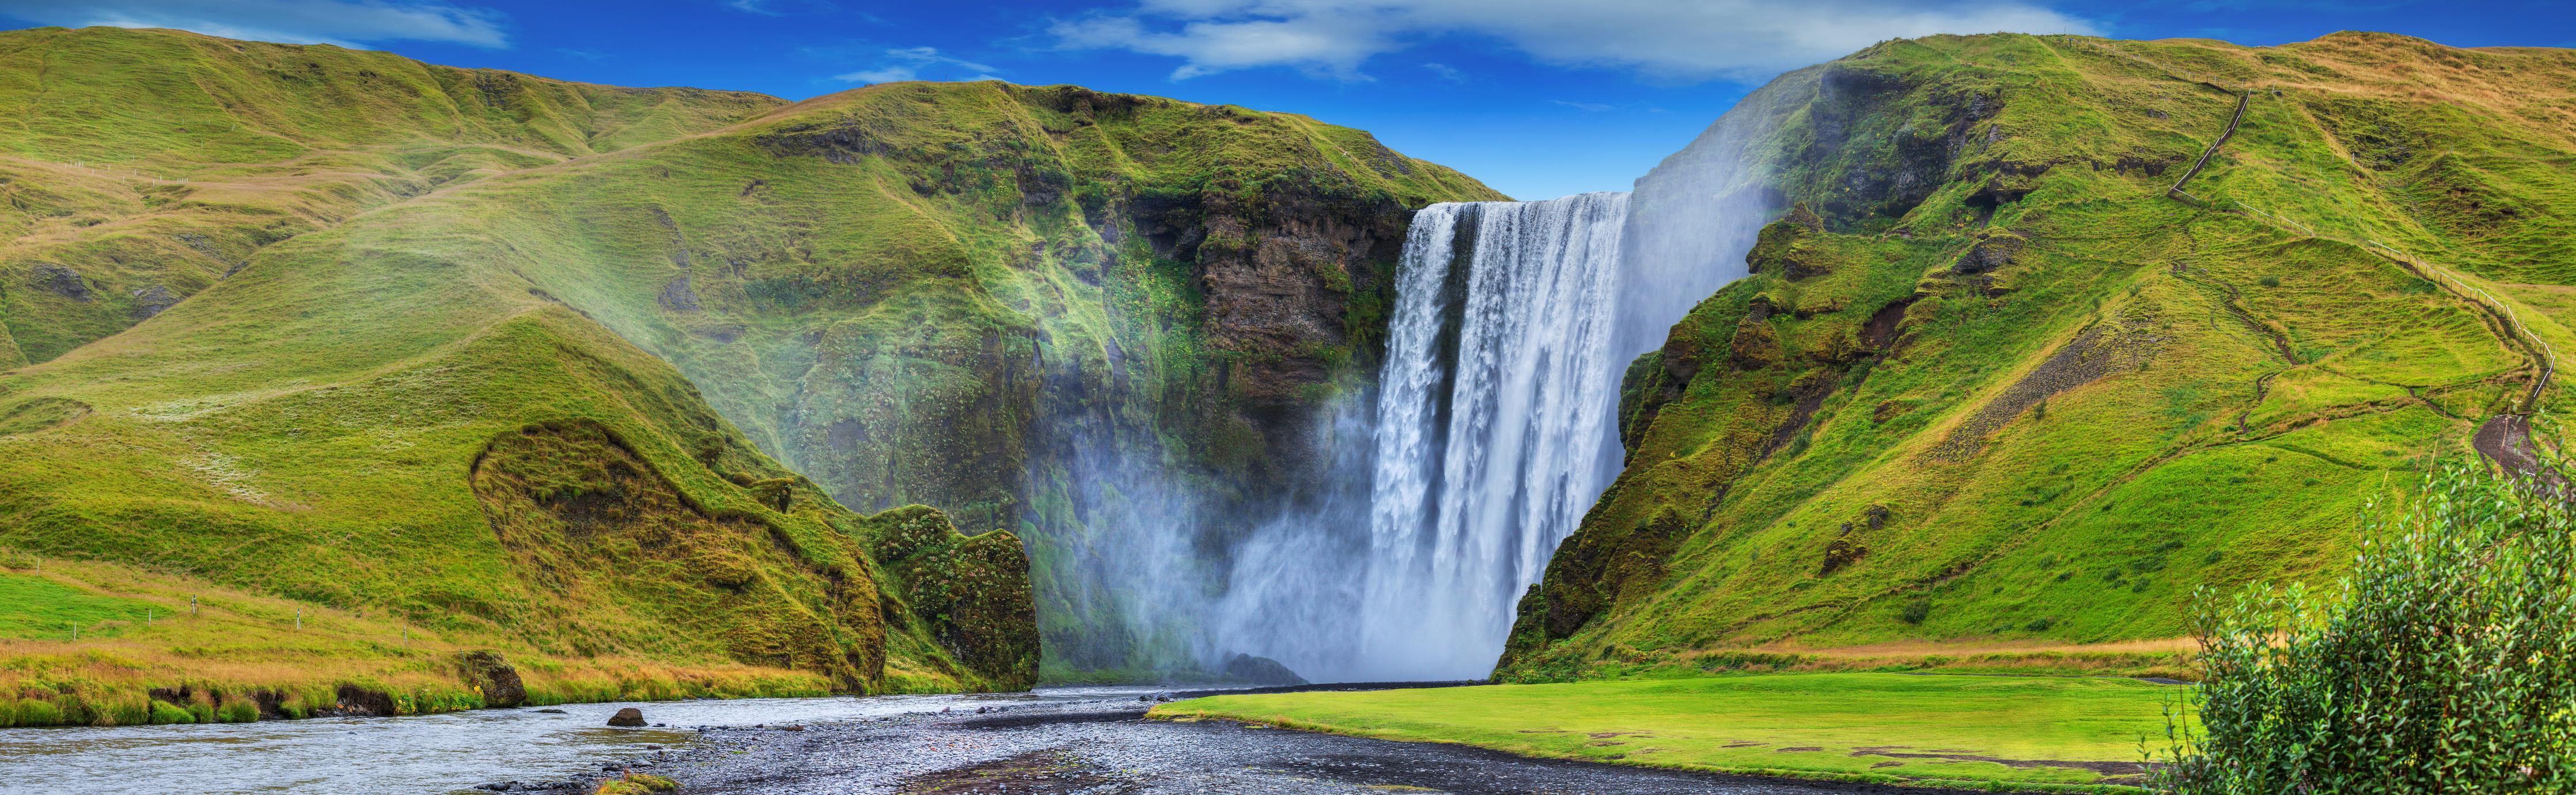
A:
[{"left": 3, "top": 1, "right": 2567, "bottom": 200}]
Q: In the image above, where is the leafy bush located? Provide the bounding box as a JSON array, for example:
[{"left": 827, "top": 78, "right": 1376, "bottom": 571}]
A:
[
  {"left": 1898, "top": 597, "right": 1931, "bottom": 625},
  {"left": 217, "top": 699, "right": 259, "bottom": 723},
  {"left": 147, "top": 700, "right": 196, "bottom": 724},
  {"left": 2256, "top": 275, "right": 2281, "bottom": 287},
  {"left": 2151, "top": 459, "right": 2576, "bottom": 793}
]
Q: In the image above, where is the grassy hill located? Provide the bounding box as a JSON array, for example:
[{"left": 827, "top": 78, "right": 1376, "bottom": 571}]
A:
[
  {"left": 0, "top": 26, "right": 1494, "bottom": 724},
  {"left": 0, "top": 25, "right": 782, "bottom": 367},
  {"left": 1500, "top": 32, "right": 2576, "bottom": 680}
]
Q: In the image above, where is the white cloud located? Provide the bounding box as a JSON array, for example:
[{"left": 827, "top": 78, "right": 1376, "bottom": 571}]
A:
[
  {"left": 836, "top": 66, "right": 916, "bottom": 84},
  {"left": 0, "top": 0, "right": 511, "bottom": 49},
  {"left": 1553, "top": 100, "right": 1615, "bottom": 112},
  {"left": 1421, "top": 62, "right": 1463, "bottom": 82},
  {"left": 1050, "top": 0, "right": 2098, "bottom": 81},
  {"left": 728, "top": 0, "right": 839, "bottom": 16},
  {"left": 831, "top": 46, "right": 1002, "bottom": 84}
]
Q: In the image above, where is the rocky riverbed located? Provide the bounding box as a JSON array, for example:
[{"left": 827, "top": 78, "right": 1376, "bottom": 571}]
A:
[{"left": 652, "top": 687, "right": 1949, "bottom": 794}]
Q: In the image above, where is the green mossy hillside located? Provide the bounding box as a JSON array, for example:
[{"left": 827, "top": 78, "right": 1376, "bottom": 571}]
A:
[
  {"left": 392, "top": 77, "right": 1499, "bottom": 672},
  {"left": 0, "top": 24, "right": 1499, "bottom": 706},
  {"left": 0, "top": 25, "right": 783, "bottom": 366},
  {"left": 1503, "top": 32, "right": 2576, "bottom": 680}
]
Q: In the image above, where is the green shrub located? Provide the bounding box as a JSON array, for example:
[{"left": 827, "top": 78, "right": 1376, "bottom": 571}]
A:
[
  {"left": 1897, "top": 597, "right": 1931, "bottom": 624},
  {"left": 2151, "top": 459, "right": 2576, "bottom": 792},
  {"left": 3, "top": 697, "right": 63, "bottom": 727},
  {"left": 100, "top": 695, "right": 149, "bottom": 726},
  {"left": 2256, "top": 275, "right": 2281, "bottom": 287},
  {"left": 147, "top": 700, "right": 196, "bottom": 724},
  {"left": 217, "top": 699, "right": 259, "bottom": 723}
]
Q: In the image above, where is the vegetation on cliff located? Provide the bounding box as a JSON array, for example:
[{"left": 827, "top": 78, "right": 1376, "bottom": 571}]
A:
[{"left": 1503, "top": 32, "right": 2576, "bottom": 679}]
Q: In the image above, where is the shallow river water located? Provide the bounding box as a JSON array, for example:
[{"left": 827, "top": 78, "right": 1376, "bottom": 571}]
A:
[{"left": 0, "top": 686, "right": 1154, "bottom": 794}]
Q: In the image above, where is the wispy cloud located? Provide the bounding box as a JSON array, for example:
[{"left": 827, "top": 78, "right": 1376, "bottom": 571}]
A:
[
  {"left": 1552, "top": 100, "right": 1615, "bottom": 112},
  {"left": 831, "top": 46, "right": 1001, "bottom": 84},
  {"left": 0, "top": 0, "right": 512, "bottom": 49},
  {"left": 728, "top": 0, "right": 839, "bottom": 16},
  {"left": 1050, "top": 0, "right": 2098, "bottom": 81},
  {"left": 554, "top": 47, "right": 605, "bottom": 60},
  {"left": 1422, "top": 62, "right": 1464, "bottom": 82}
]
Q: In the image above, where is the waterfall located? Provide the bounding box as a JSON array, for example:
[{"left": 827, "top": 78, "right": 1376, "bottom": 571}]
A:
[
  {"left": 1096, "top": 88, "right": 1785, "bottom": 683},
  {"left": 1348, "top": 192, "right": 1631, "bottom": 680}
]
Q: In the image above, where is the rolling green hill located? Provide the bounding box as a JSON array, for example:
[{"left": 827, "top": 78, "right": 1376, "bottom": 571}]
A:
[
  {"left": 1501, "top": 31, "right": 2576, "bottom": 680},
  {"left": 0, "top": 25, "right": 1498, "bottom": 724}
]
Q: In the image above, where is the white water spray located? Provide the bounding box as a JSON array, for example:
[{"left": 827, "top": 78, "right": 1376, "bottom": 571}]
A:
[
  {"left": 1347, "top": 192, "right": 1632, "bottom": 680},
  {"left": 1162, "top": 102, "right": 1786, "bottom": 681}
]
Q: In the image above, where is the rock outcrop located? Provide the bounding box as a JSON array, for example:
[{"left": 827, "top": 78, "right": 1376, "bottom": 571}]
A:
[{"left": 456, "top": 650, "right": 529, "bottom": 709}]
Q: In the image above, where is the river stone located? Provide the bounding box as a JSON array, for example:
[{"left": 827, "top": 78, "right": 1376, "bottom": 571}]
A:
[
  {"left": 456, "top": 650, "right": 529, "bottom": 708},
  {"left": 607, "top": 707, "right": 646, "bottom": 727}
]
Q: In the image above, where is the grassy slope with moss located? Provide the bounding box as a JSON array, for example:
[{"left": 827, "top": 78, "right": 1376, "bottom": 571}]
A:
[
  {"left": 0, "top": 26, "right": 1499, "bottom": 724},
  {"left": 0, "top": 25, "right": 781, "bottom": 367},
  {"left": 1501, "top": 32, "right": 2576, "bottom": 680},
  {"left": 376, "top": 80, "right": 1501, "bottom": 672},
  {"left": 1154, "top": 673, "right": 2175, "bottom": 790}
]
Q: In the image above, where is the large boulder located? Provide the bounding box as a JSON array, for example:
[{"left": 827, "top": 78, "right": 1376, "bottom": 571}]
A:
[{"left": 456, "top": 650, "right": 529, "bottom": 709}]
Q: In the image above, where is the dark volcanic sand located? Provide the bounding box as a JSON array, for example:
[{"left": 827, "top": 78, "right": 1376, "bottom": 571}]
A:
[{"left": 650, "top": 690, "right": 1947, "bottom": 794}]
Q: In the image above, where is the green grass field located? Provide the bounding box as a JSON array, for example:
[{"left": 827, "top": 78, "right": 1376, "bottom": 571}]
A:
[
  {"left": 0, "top": 571, "right": 156, "bottom": 639},
  {"left": 1153, "top": 673, "right": 2180, "bottom": 790}
]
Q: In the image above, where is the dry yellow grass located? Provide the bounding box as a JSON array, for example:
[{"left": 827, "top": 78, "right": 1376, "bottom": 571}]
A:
[{"left": 0, "top": 555, "right": 837, "bottom": 726}]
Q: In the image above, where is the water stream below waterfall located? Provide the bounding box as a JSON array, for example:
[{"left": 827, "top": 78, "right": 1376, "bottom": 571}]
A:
[{"left": 0, "top": 688, "right": 1157, "bottom": 794}]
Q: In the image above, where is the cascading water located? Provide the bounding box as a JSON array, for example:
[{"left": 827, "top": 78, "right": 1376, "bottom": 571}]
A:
[
  {"left": 1350, "top": 192, "right": 1632, "bottom": 680},
  {"left": 1091, "top": 100, "right": 1783, "bottom": 681}
]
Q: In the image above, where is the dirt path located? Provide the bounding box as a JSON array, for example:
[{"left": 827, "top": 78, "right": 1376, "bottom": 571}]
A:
[{"left": 653, "top": 691, "right": 1950, "bottom": 795}]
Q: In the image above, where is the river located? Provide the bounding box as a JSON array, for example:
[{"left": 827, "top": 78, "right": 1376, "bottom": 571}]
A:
[
  {"left": 2, "top": 684, "right": 1941, "bottom": 794},
  {"left": 0, "top": 687, "right": 1151, "bottom": 794}
]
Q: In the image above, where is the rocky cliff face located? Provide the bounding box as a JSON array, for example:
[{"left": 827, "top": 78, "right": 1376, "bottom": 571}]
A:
[
  {"left": 1502, "top": 32, "right": 2576, "bottom": 680},
  {"left": 638, "top": 83, "right": 1503, "bottom": 673}
]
